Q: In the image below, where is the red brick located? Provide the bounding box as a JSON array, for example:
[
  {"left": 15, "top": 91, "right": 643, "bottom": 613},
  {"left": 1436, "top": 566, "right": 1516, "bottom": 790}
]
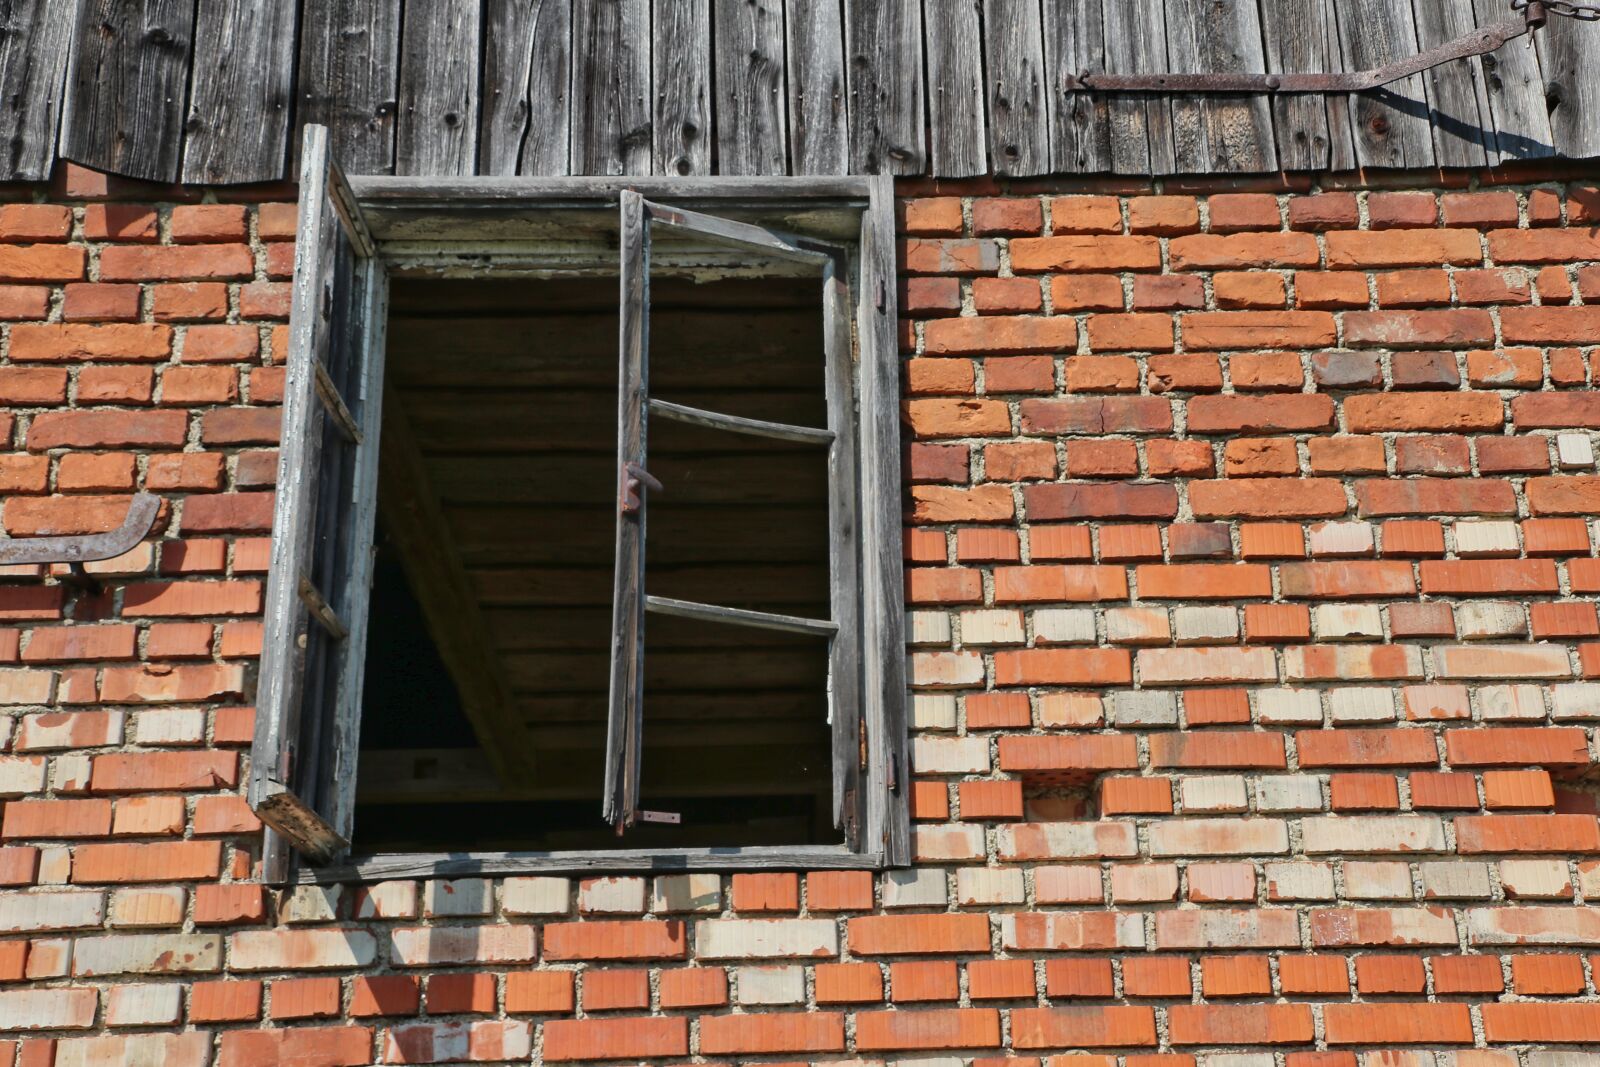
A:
[
  {"left": 99, "top": 245, "right": 254, "bottom": 281},
  {"left": 1322, "top": 1003, "right": 1473, "bottom": 1045},
  {"left": 855, "top": 1007, "right": 997, "bottom": 1051},
  {"left": 541, "top": 1018, "right": 687, "bottom": 1061},
  {"left": 1011, "top": 1006, "right": 1157, "bottom": 1049},
  {"left": 1168, "top": 1003, "right": 1315, "bottom": 1046}
]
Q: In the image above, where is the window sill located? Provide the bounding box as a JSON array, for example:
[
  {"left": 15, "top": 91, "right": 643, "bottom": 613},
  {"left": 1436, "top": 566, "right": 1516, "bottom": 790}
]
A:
[{"left": 298, "top": 843, "right": 886, "bottom": 884}]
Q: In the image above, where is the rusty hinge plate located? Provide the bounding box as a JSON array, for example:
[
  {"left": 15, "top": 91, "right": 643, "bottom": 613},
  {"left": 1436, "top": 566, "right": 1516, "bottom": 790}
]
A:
[{"left": 619, "top": 462, "right": 663, "bottom": 515}]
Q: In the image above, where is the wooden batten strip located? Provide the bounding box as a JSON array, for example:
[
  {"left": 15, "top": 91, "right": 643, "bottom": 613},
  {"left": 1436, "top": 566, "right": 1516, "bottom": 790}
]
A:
[
  {"left": 314, "top": 364, "right": 364, "bottom": 444},
  {"left": 645, "top": 595, "right": 837, "bottom": 637},
  {"left": 648, "top": 398, "right": 835, "bottom": 445}
]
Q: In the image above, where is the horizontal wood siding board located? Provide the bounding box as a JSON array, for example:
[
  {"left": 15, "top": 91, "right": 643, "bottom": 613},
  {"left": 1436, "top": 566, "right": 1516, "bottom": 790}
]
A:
[
  {"left": 396, "top": 0, "right": 482, "bottom": 176},
  {"left": 62, "top": 0, "right": 196, "bottom": 182},
  {"left": 0, "top": 0, "right": 73, "bottom": 180},
  {"left": 181, "top": 0, "right": 297, "bottom": 184}
]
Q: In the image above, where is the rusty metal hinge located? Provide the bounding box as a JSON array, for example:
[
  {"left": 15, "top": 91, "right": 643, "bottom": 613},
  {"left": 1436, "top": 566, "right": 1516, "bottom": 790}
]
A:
[
  {"left": 619, "top": 462, "right": 663, "bottom": 515},
  {"left": 1065, "top": 3, "right": 1548, "bottom": 94}
]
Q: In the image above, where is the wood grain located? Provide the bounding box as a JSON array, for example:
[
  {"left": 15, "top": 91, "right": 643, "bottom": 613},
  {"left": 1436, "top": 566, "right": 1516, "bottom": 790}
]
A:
[
  {"left": 654, "top": 0, "right": 711, "bottom": 176},
  {"left": 844, "top": 0, "right": 926, "bottom": 173},
  {"left": 1471, "top": 0, "right": 1552, "bottom": 163},
  {"left": 715, "top": 0, "right": 787, "bottom": 175},
  {"left": 295, "top": 0, "right": 402, "bottom": 173},
  {"left": 0, "top": 0, "right": 74, "bottom": 180},
  {"left": 1331, "top": 0, "right": 1435, "bottom": 168},
  {"left": 924, "top": 0, "right": 986, "bottom": 178},
  {"left": 983, "top": 0, "right": 1051, "bottom": 177},
  {"left": 1536, "top": 4, "right": 1600, "bottom": 161},
  {"left": 480, "top": 0, "right": 571, "bottom": 175},
  {"left": 1041, "top": 0, "right": 1112, "bottom": 174},
  {"left": 396, "top": 0, "right": 481, "bottom": 175},
  {"left": 1102, "top": 0, "right": 1175, "bottom": 175},
  {"left": 181, "top": 0, "right": 296, "bottom": 183},
  {"left": 571, "top": 0, "right": 651, "bottom": 174},
  {"left": 1164, "top": 0, "right": 1277, "bottom": 173},
  {"left": 1410, "top": 0, "right": 1489, "bottom": 168},
  {"left": 785, "top": 0, "right": 848, "bottom": 174}
]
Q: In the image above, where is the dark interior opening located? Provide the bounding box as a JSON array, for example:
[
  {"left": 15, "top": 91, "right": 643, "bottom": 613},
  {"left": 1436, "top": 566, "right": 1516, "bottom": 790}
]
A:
[{"left": 354, "top": 274, "right": 839, "bottom": 853}]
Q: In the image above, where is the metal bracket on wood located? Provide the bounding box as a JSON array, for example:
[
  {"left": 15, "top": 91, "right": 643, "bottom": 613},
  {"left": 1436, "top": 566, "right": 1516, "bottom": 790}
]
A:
[
  {"left": 619, "top": 462, "right": 663, "bottom": 515},
  {"left": 1065, "top": 5, "right": 1546, "bottom": 93},
  {"left": 0, "top": 495, "right": 161, "bottom": 594}
]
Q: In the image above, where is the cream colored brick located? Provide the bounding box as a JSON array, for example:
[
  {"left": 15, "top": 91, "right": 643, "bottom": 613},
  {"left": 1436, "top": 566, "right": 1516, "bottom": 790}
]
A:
[
  {"left": 104, "top": 984, "right": 182, "bottom": 1027},
  {"left": 1264, "top": 861, "right": 1335, "bottom": 901},
  {"left": 502, "top": 876, "right": 572, "bottom": 921},
  {"left": 909, "top": 610, "right": 952, "bottom": 647},
  {"left": 1106, "top": 690, "right": 1176, "bottom": 728},
  {"left": 694, "top": 919, "right": 838, "bottom": 959},
  {"left": 107, "top": 887, "right": 184, "bottom": 928},
  {"left": 56, "top": 1034, "right": 209, "bottom": 1067},
  {"left": 959, "top": 609, "right": 1024, "bottom": 645},
  {"left": 1255, "top": 775, "right": 1323, "bottom": 812},
  {"left": 1037, "top": 691, "right": 1102, "bottom": 727},
  {"left": 0, "top": 988, "right": 97, "bottom": 1030},
  {"left": 579, "top": 876, "right": 646, "bottom": 914},
  {"left": 1179, "top": 776, "right": 1249, "bottom": 813},
  {"left": 910, "top": 651, "right": 984, "bottom": 688},
  {"left": 1308, "top": 521, "right": 1374, "bottom": 557},
  {"left": 351, "top": 881, "right": 419, "bottom": 919},
  {"left": 0, "top": 755, "right": 46, "bottom": 797},
  {"left": 387, "top": 925, "right": 534, "bottom": 966},
  {"left": 1032, "top": 608, "right": 1096, "bottom": 645},
  {"left": 0, "top": 669, "right": 55, "bottom": 706},
  {"left": 912, "top": 693, "right": 958, "bottom": 731},
  {"left": 424, "top": 879, "right": 492, "bottom": 917},
  {"left": 1314, "top": 604, "right": 1383, "bottom": 641},
  {"left": 1343, "top": 860, "right": 1413, "bottom": 900},
  {"left": 1256, "top": 689, "right": 1322, "bottom": 725},
  {"left": 72, "top": 933, "right": 222, "bottom": 976},
  {"left": 912, "top": 735, "right": 990, "bottom": 775},
  {"left": 231, "top": 929, "right": 378, "bottom": 970},
  {"left": 280, "top": 885, "right": 340, "bottom": 923},
  {"left": 0, "top": 891, "right": 105, "bottom": 933},
  {"left": 652, "top": 874, "right": 721, "bottom": 914},
  {"left": 1173, "top": 606, "right": 1237, "bottom": 645},
  {"left": 50, "top": 753, "right": 91, "bottom": 793},
  {"left": 1557, "top": 432, "right": 1594, "bottom": 469},
  {"left": 1499, "top": 859, "right": 1573, "bottom": 899},
  {"left": 130, "top": 707, "right": 206, "bottom": 745},
  {"left": 1478, "top": 684, "right": 1546, "bottom": 720},
  {"left": 1551, "top": 682, "right": 1600, "bottom": 720},
  {"left": 1419, "top": 862, "right": 1491, "bottom": 900},
  {"left": 735, "top": 965, "right": 805, "bottom": 1005},
  {"left": 1453, "top": 520, "right": 1519, "bottom": 558},
  {"left": 1301, "top": 816, "right": 1446, "bottom": 854},
  {"left": 1455, "top": 602, "right": 1526, "bottom": 640},
  {"left": 1328, "top": 686, "right": 1395, "bottom": 723},
  {"left": 883, "top": 867, "right": 947, "bottom": 908},
  {"left": 956, "top": 867, "right": 1024, "bottom": 906},
  {"left": 1105, "top": 606, "right": 1170, "bottom": 645}
]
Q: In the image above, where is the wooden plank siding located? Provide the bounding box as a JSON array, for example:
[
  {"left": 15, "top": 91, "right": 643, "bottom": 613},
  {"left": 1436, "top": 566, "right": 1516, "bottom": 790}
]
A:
[{"left": 29, "top": 0, "right": 1589, "bottom": 182}]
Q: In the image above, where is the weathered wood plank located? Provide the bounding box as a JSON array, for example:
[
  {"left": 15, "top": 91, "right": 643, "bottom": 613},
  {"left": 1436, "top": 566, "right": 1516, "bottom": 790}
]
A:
[
  {"left": 396, "top": 0, "right": 480, "bottom": 175},
  {"left": 983, "top": 0, "right": 1051, "bottom": 176},
  {"left": 714, "top": 0, "right": 787, "bottom": 175},
  {"left": 61, "top": 0, "right": 195, "bottom": 182},
  {"left": 1260, "top": 0, "right": 1341, "bottom": 171},
  {"left": 0, "top": 0, "right": 73, "bottom": 181},
  {"left": 296, "top": 0, "right": 402, "bottom": 173},
  {"left": 1535, "top": 4, "right": 1600, "bottom": 161},
  {"left": 1101, "top": 0, "right": 1175, "bottom": 175},
  {"left": 181, "top": 0, "right": 296, "bottom": 183},
  {"left": 653, "top": 0, "right": 711, "bottom": 176},
  {"left": 1041, "top": 0, "right": 1112, "bottom": 173},
  {"left": 1331, "top": 0, "right": 1435, "bottom": 168},
  {"left": 1163, "top": 0, "right": 1278, "bottom": 172},
  {"left": 306, "top": 843, "right": 878, "bottom": 883},
  {"left": 844, "top": 0, "right": 926, "bottom": 173},
  {"left": 1470, "top": 0, "right": 1552, "bottom": 163},
  {"left": 480, "top": 0, "right": 571, "bottom": 175},
  {"left": 571, "top": 0, "right": 651, "bottom": 175},
  {"left": 784, "top": 0, "right": 848, "bottom": 174},
  {"left": 1410, "top": 0, "right": 1489, "bottom": 168},
  {"left": 923, "top": 0, "right": 986, "bottom": 178}
]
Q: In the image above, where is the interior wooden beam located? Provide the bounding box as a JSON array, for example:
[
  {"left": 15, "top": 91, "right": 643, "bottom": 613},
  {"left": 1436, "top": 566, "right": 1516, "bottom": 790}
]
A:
[{"left": 375, "top": 387, "right": 531, "bottom": 784}]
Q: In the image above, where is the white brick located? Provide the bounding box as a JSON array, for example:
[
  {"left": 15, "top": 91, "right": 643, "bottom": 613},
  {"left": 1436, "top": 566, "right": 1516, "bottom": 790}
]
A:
[
  {"left": 1328, "top": 686, "right": 1395, "bottom": 724},
  {"left": 1308, "top": 521, "right": 1374, "bottom": 557},
  {"left": 1105, "top": 607, "right": 1169, "bottom": 645},
  {"left": 1452, "top": 520, "right": 1518, "bottom": 558},
  {"left": 1032, "top": 608, "right": 1096, "bottom": 645},
  {"left": 1106, "top": 690, "right": 1177, "bottom": 728},
  {"left": 107, "top": 887, "right": 184, "bottom": 928},
  {"left": 0, "top": 669, "right": 55, "bottom": 707},
  {"left": 908, "top": 611, "right": 952, "bottom": 647},
  {"left": 72, "top": 933, "right": 222, "bottom": 976},
  {"left": 0, "top": 891, "right": 104, "bottom": 933},
  {"left": 1557, "top": 432, "right": 1595, "bottom": 469},
  {"left": 651, "top": 874, "right": 721, "bottom": 914},
  {"left": 1173, "top": 606, "right": 1238, "bottom": 645},
  {"left": 883, "top": 867, "right": 946, "bottom": 908},
  {"left": 1264, "top": 861, "right": 1335, "bottom": 901},
  {"left": 909, "top": 651, "right": 983, "bottom": 688},
  {"left": 1551, "top": 682, "right": 1600, "bottom": 721},
  {"left": 130, "top": 707, "right": 205, "bottom": 745},
  {"left": 104, "top": 984, "right": 182, "bottom": 1027},
  {"left": 50, "top": 754, "right": 91, "bottom": 793},
  {"left": 1180, "top": 776, "right": 1249, "bottom": 813},
  {"left": 1478, "top": 683, "right": 1546, "bottom": 720},
  {"left": 912, "top": 693, "right": 957, "bottom": 731},
  {"left": 1255, "top": 775, "right": 1323, "bottom": 812},
  {"left": 1499, "top": 858, "right": 1573, "bottom": 899},
  {"left": 959, "top": 609, "right": 1024, "bottom": 645},
  {"left": 425, "top": 879, "right": 492, "bottom": 917},
  {"left": 912, "top": 736, "right": 989, "bottom": 775},
  {"left": 579, "top": 876, "right": 646, "bottom": 914},
  {"left": 694, "top": 919, "right": 838, "bottom": 959},
  {"left": 1301, "top": 816, "right": 1447, "bottom": 854},
  {"left": 56, "top": 1034, "right": 210, "bottom": 1067},
  {"left": 735, "top": 965, "right": 805, "bottom": 1005},
  {"left": 1314, "top": 603, "right": 1383, "bottom": 641},
  {"left": 387, "top": 925, "right": 535, "bottom": 966},
  {"left": 0, "top": 988, "right": 97, "bottom": 1030},
  {"left": 280, "top": 885, "right": 340, "bottom": 923},
  {"left": 1343, "top": 860, "right": 1414, "bottom": 900},
  {"left": 1257, "top": 689, "right": 1322, "bottom": 725},
  {"left": 382, "top": 1022, "right": 529, "bottom": 1064},
  {"left": 0, "top": 756, "right": 47, "bottom": 797},
  {"left": 351, "top": 881, "right": 419, "bottom": 919},
  {"left": 16, "top": 711, "right": 121, "bottom": 750},
  {"left": 231, "top": 929, "right": 377, "bottom": 970},
  {"left": 1037, "top": 691, "right": 1102, "bottom": 728},
  {"left": 1455, "top": 602, "right": 1526, "bottom": 640},
  {"left": 956, "top": 867, "right": 1025, "bottom": 906},
  {"left": 1419, "top": 861, "right": 1492, "bottom": 900}
]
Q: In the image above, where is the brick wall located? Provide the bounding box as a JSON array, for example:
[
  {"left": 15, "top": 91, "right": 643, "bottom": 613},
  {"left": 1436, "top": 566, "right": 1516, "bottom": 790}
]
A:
[{"left": 0, "top": 171, "right": 1599, "bottom": 1063}]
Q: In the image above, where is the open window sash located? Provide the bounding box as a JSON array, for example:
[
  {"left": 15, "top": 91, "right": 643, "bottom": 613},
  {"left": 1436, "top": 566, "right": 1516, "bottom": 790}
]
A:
[
  {"left": 602, "top": 194, "right": 862, "bottom": 843},
  {"left": 250, "top": 125, "right": 387, "bottom": 879}
]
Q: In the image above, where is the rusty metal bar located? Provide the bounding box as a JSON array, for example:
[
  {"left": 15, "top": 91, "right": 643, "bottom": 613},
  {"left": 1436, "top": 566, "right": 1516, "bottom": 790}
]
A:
[
  {"left": 0, "top": 494, "right": 160, "bottom": 568},
  {"left": 1066, "top": 10, "right": 1542, "bottom": 93}
]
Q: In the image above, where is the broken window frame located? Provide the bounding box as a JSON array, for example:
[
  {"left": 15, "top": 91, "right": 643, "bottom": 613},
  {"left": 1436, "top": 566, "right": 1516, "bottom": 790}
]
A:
[{"left": 250, "top": 125, "right": 909, "bottom": 884}]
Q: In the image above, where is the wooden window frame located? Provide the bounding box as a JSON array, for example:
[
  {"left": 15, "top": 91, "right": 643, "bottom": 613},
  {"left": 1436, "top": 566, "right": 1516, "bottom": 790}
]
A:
[{"left": 251, "top": 129, "right": 908, "bottom": 884}]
